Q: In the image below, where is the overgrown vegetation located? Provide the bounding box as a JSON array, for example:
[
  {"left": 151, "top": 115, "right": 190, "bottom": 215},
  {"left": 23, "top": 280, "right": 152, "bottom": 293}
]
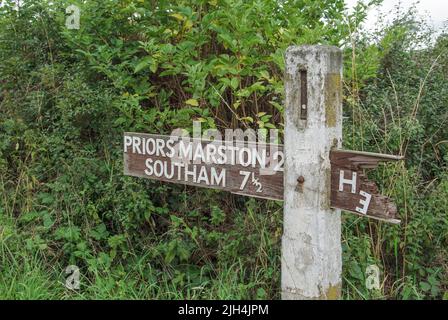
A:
[{"left": 0, "top": 0, "right": 446, "bottom": 300}]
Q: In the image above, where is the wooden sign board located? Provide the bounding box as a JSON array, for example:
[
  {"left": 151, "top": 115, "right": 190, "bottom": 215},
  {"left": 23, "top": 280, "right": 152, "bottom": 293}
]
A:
[
  {"left": 123, "top": 133, "right": 402, "bottom": 223},
  {"left": 123, "top": 133, "right": 284, "bottom": 201},
  {"left": 330, "top": 150, "right": 404, "bottom": 224}
]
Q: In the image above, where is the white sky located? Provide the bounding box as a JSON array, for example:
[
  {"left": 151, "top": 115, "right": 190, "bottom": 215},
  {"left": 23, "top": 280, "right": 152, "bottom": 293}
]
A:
[{"left": 345, "top": 0, "right": 448, "bottom": 31}]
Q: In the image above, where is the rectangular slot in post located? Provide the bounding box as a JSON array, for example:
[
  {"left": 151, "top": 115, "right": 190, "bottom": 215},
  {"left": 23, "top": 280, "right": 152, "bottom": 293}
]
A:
[{"left": 300, "top": 70, "right": 308, "bottom": 120}]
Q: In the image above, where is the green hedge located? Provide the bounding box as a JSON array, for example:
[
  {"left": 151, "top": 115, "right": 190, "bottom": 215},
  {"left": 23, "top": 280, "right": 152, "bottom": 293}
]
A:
[{"left": 0, "top": 0, "right": 446, "bottom": 299}]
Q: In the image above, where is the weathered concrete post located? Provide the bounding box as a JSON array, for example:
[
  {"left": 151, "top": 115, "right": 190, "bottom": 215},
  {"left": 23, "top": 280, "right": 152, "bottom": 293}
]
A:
[{"left": 282, "top": 45, "right": 343, "bottom": 300}]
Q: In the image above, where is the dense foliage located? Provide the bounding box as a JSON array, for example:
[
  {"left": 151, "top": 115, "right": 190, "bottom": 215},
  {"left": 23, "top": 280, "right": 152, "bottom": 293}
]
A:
[{"left": 0, "top": 0, "right": 446, "bottom": 299}]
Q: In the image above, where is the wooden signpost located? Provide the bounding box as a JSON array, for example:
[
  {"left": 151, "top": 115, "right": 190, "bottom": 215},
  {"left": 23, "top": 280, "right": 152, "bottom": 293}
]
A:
[{"left": 123, "top": 45, "right": 403, "bottom": 300}]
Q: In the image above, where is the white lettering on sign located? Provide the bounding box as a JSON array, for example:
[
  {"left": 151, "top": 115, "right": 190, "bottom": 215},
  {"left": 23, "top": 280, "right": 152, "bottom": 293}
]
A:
[
  {"left": 252, "top": 175, "right": 263, "bottom": 193},
  {"left": 272, "top": 151, "right": 285, "bottom": 172},
  {"left": 239, "top": 171, "right": 251, "bottom": 191},
  {"left": 339, "top": 170, "right": 357, "bottom": 194},
  {"left": 123, "top": 135, "right": 284, "bottom": 172},
  {"left": 124, "top": 133, "right": 284, "bottom": 200},
  {"left": 144, "top": 159, "right": 227, "bottom": 187},
  {"left": 124, "top": 136, "right": 132, "bottom": 152},
  {"left": 337, "top": 170, "right": 373, "bottom": 215},
  {"left": 356, "top": 191, "right": 372, "bottom": 215},
  {"left": 239, "top": 171, "right": 263, "bottom": 193}
]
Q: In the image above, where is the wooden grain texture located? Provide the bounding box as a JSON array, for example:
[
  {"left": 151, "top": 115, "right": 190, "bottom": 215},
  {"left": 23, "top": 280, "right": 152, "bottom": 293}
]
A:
[
  {"left": 330, "top": 149, "right": 403, "bottom": 224},
  {"left": 123, "top": 133, "right": 284, "bottom": 201}
]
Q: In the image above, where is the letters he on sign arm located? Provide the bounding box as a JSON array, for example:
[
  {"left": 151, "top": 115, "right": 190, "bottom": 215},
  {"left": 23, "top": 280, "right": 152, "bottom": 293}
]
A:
[{"left": 330, "top": 149, "right": 404, "bottom": 224}]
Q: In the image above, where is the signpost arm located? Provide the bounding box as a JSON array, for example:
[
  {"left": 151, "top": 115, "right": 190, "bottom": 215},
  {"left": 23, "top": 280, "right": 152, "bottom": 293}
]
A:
[{"left": 282, "top": 45, "right": 343, "bottom": 300}]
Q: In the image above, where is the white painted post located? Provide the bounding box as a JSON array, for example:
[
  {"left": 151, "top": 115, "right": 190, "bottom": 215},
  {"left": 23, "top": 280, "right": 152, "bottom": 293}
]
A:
[{"left": 282, "top": 45, "right": 343, "bottom": 300}]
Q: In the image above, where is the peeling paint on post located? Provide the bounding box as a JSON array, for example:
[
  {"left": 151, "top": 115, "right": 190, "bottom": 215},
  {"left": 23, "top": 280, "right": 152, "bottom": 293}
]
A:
[{"left": 282, "top": 45, "right": 343, "bottom": 300}]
